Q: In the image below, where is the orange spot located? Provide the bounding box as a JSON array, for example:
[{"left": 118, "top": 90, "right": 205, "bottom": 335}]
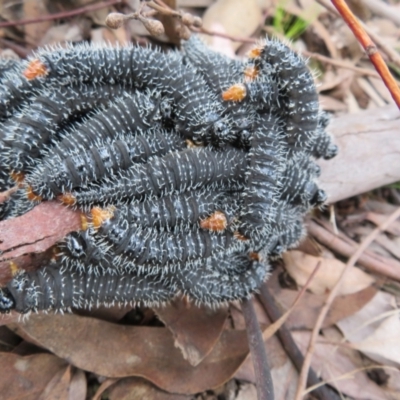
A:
[
  {"left": 244, "top": 65, "right": 259, "bottom": 81},
  {"left": 59, "top": 192, "right": 76, "bottom": 206},
  {"left": 247, "top": 45, "right": 263, "bottom": 58},
  {"left": 9, "top": 261, "right": 19, "bottom": 276},
  {"left": 91, "top": 206, "right": 115, "bottom": 229},
  {"left": 51, "top": 247, "right": 61, "bottom": 261},
  {"left": 249, "top": 252, "right": 260, "bottom": 261},
  {"left": 185, "top": 139, "right": 202, "bottom": 148},
  {"left": 23, "top": 59, "right": 48, "bottom": 80},
  {"left": 200, "top": 211, "right": 227, "bottom": 232},
  {"left": 80, "top": 214, "right": 89, "bottom": 231},
  {"left": 234, "top": 231, "right": 249, "bottom": 241},
  {"left": 10, "top": 171, "right": 25, "bottom": 184},
  {"left": 222, "top": 83, "right": 246, "bottom": 102},
  {"left": 26, "top": 186, "right": 42, "bottom": 202}
]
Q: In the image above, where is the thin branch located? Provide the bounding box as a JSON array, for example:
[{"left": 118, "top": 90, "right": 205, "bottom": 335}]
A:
[
  {"left": 258, "top": 286, "right": 340, "bottom": 400},
  {"left": 302, "top": 50, "right": 379, "bottom": 78},
  {"left": 331, "top": 0, "right": 400, "bottom": 108},
  {"left": 261, "top": 262, "right": 322, "bottom": 340},
  {"left": 241, "top": 298, "right": 274, "bottom": 400},
  {"left": 307, "top": 218, "right": 400, "bottom": 281},
  {"left": 0, "top": 0, "right": 123, "bottom": 29},
  {"left": 294, "top": 207, "right": 400, "bottom": 400}
]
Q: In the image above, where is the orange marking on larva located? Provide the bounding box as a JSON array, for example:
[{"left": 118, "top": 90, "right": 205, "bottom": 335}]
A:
[
  {"left": 200, "top": 211, "right": 227, "bottom": 232},
  {"left": 80, "top": 214, "right": 89, "bottom": 231},
  {"left": 234, "top": 231, "right": 249, "bottom": 241},
  {"left": 23, "top": 59, "right": 48, "bottom": 80},
  {"left": 185, "top": 139, "right": 203, "bottom": 148},
  {"left": 244, "top": 65, "right": 259, "bottom": 81},
  {"left": 9, "top": 261, "right": 19, "bottom": 276},
  {"left": 59, "top": 192, "right": 76, "bottom": 206},
  {"left": 26, "top": 186, "right": 43, "bottom": 202},
  {"left": 222, "top": 83, "right": 246, "bottom": 102},
  {"left": 10, "top": 171, "right": 25, "bottom": 184},
  {"left": 249, "top": 252, "right": 260, "bottom": 261},
  {"left": 51, "top": 247, "right": 61, "bottom": 261},
  {"left": 91, "top": 206, "right": 115, "bottom": 229},
  {"left": 247, "top": 45, "right": 263, "bottom": 58}
]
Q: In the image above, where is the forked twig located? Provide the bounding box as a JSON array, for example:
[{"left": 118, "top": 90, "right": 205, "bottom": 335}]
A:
[
  {"left": 294, "top": 207, "right": 400, "bottom": 400},
  {"left": 241, "top": 298, "right": 274, "bottom": 400},
  {"left": 331, "top": 0, "right": 400, "bottom": 108}
]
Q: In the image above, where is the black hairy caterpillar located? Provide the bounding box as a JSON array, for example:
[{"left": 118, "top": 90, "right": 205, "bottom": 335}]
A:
[
  {"left": 242, "top": 38, "right": 320, "bottom": 154},
  {"left": 66, "top": 148, "right": 247, "bottom": 207},
  {"left": 0, "top": 266, "right": 175, "bottom": 313},
  {"left": 182, "top": 36, "right": 245, "bottom": 95},
  {"left": 26, "top": 128, "right": 186, "bottom": 198},
  {"left": 311, "top": 111, "right": 338, "bottom": 160},
  {"left": 0, "top": 34, "right": 337, "bottom": 313},
  {"left": 173, "top": 252, "right": 269, "bottom": 305},
  {"left": 3, "top": 84, "right": 133, "bottom": 172},
  {"left": 237, "top": 113, "right": 285, "bottom": 239},
  {"left": 104, "top": 189, "right": 239, "bottom": 231},
  {"left": 0, "top": 58, "right": 20, "bottom": 77},
  {"left": 279, "top": 154, "right": 326, "bottom": 207},
  {"left": 25, "top": 44, "right": 232, "bottom": 146}
]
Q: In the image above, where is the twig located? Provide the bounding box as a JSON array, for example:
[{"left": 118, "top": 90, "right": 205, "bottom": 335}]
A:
[
  {"left": 241, "top": 298, "right": 274, "bottom": 400},
  {"left": 261, "top": 262, "right": 322, "bottom": 340},
  {"left": 307, "top": 218, "right": 400, "bottom": 281},
  {"left": 331, "top": 0, "right": 400, "bottom": 108},
  {"left": 301, "top": 50, "right": 379, "bottom": 78},
  {"left": 0, "top": 0, "right": 122, "bottom": 28},
  {"left": 192, "top": 26, "right": 257, "bottom": 43},
  {"left": 294, "top": 207, "right": 400, "bottom": 400},
  {"left": 258, "top": 286, "right": 340, "bottom": 400}
]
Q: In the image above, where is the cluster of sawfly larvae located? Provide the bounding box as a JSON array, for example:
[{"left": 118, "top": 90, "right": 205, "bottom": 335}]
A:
[{"left": 0, "top": 35, "right": 337, "bottom": 314}]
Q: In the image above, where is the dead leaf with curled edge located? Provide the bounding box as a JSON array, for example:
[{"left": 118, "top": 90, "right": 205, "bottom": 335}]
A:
[
  {"left": 154, "top": 299, "right": 228, "bottom": 367},
  {"left": 282, "top": 250, "right": 375, "bottom": 296},
  {"left": 0, "top": 352, "right": 68, "bottom": 400},
  {"left": 39, "top": 365, "right": 87, "bottom": 400},
  {"left": 11, "top": 313, "right": 249, "bottom": 395}
]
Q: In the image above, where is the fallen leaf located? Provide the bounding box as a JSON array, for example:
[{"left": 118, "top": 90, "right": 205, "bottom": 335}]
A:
[
  {"left": 282, "top": 251, "right": 374, "bottom": 296},
  {"left": 39, "top": 365, "right": 73, "bottom": 400},
  {"left": 337, "top": 291, "right": 396, "bottom": 342},
  {"left": 154, "top": 299, "right": 228, "bottom": 366},
  {"left": 23, "top": 0, "right": 52, "bottom": 46},
  {"left": 0, "top": 201, "right": 82, "bottom": 261},
  {"left": 350, "top": 314, "right": 400, "bottom": 367},
  {"left": 107, "top": 377, "right": 190, "bottom": 400},
  {"left": 293, "top": 331, "right": 391, "bottom": 400},
  {"left": 12, "top": 313, "right": 249, "bottom": 395},
  {"left": 201, "top": 0, "right": 262, "bottom": 53},
  {"left": 0, "top": 352, "right": 67, "bottom": 400}
]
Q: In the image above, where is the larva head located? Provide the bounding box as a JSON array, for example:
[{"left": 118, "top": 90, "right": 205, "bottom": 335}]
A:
[
  {"left": 23, "top": 59, "right": 48, "bottom": 80},
  {"left": 65, "top": 232, "right": 86, "bottom": 259},
  {"left": 0, "top": 288, "right": 15, "bottom": 313}
]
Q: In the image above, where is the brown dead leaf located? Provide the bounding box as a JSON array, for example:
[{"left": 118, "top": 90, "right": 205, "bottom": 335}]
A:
[
  {"left": 350, "top": 313, "right": 400, "bottom": 367},
  {"left": 282, "top": 251, "right": 374, "bottom": 296},
  {"left": 0, "top": 352, "right": 67, "bottom": 400},
  {"left": 13, "top": 313, "right": 249, "bottom": 395},
  {"left": 336, "top": 291, "right": 396, "bottom": 342},
  {"left": 154, "top": 299, "right": 228, "bottom": 366},
  {"left": 107, "top": 377, "right": 190, "bottom": 400},
  {"left": 293, "top": 330, "right": 391, "bottom": 400},
  {"left": 0, "top": 201, "right": 82, "bottom": 261},
  {"left": 201, "top": 0, "right": 262, "bottom": 53},
  {"left": 23, "top": 0, "right": 52, "bottom": 46}
]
